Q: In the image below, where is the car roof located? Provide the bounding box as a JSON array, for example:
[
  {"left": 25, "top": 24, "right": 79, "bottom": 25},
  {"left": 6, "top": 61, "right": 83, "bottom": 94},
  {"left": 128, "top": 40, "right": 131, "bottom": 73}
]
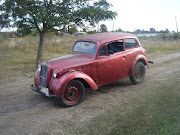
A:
[{"left": 76, "top": 32, "right": 138, "bottom": 46}]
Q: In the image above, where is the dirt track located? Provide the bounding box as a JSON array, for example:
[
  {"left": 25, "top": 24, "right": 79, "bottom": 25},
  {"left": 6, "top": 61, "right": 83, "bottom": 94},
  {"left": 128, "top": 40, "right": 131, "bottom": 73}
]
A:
[{"left": 0, "top": 51, "right": 180, "bottom": 135}]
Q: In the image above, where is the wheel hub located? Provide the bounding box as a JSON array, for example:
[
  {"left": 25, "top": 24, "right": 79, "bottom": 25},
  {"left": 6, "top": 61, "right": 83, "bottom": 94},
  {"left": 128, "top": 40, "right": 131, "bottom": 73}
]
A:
[
  {"left": 135, "top": 67, "right": 142, "bottom": 78},
  {"left": 64, "top": 85, "right": 81, "bottom": 103}
]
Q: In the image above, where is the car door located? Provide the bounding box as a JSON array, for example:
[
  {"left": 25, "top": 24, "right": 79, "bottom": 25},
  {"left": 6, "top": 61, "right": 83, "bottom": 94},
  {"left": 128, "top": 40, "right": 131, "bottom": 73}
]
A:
[{"left": 95, "top": 42, "right": 128, "bottom": 86}]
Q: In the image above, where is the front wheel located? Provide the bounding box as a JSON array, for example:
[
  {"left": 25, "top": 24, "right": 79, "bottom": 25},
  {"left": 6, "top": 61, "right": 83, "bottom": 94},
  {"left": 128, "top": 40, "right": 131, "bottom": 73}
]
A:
[
  {"left": 129, "top": 62, "right": 145, "bottom": 85},
  {"left": 59, "top": 80, "right": 85, "bottom": 107}
]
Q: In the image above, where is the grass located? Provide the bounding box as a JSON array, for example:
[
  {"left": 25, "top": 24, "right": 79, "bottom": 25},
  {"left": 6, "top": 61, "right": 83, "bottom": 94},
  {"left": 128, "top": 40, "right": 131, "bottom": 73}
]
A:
[
  {"left": 139, "top": 36, "right": 180, "bottom": 53},
  {"left": 0, "top": 35, "right": 80, "bottom": 81},
  {"left": 71, "top": 79, "right": 180, "bottom": 135},
  {"left": 109, "top": 81, "right": 180, "bottom": 135}
]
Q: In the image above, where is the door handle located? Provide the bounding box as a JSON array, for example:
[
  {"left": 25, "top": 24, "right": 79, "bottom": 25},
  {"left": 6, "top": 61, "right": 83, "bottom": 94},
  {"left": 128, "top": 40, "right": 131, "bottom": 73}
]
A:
[{"left": 122, "top": 56, "right": 126, "bottom": 60}]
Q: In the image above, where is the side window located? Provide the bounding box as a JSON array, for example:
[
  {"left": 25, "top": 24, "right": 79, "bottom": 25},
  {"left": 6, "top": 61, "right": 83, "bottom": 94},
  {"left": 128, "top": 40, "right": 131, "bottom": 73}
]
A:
[
  {"left": 107, "top": 41, "right": 123, "bottom": 53},
  {"left": 99, "top": 45, "right": 107, "bottom": 56},
  {"left": 125, "top": 39, "right": 139, "bottom": 49}
]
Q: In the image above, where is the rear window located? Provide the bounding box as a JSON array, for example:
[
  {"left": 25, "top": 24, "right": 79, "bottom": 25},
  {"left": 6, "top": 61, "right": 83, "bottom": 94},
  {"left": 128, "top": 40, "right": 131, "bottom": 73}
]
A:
[{"left": 125, "top": 39, "right": 139, "bottom": 49}]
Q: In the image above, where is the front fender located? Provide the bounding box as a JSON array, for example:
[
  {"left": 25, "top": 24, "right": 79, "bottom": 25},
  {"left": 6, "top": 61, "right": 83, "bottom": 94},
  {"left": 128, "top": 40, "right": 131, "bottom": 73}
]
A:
[
  {"left": 49, "top": 71, "right": 98, "bottom": 99},
  {"left": 129, "top": 54, "right": 149, "bottom": 76}
]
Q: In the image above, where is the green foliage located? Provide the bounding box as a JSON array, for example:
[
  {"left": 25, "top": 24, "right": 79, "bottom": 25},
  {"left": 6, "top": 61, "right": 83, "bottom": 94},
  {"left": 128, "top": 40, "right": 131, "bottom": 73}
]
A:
[
  {"left": 16, "top": 24, "right": 32, "bottom": 36},
  {"left": 116, "top": 28, "right": 123, "bottom": 32},
  {"left": 87, "top": 30, "right": 96, "bottom": 34},
  {"left": 83, "top": 28, "right": 87, "bottom": 32},
  {"left": 150, "top": 28, "right": 156, "bottom": 33},
  {"left": 30, "top": 29, "right": 39, "bottom": 36},
  {"left": 0, "top": 0, "right": 117, "bottom": 34},
  {"left": 135, "top": 28, "right": 170, "bottom": 34},
  {"left": 68, "top": 25, "right": 77, "bottom": 34},
  {"left": 100, "top": 24, "right": 108, "bottom": 32},
  {"left": 173, "top": 33, "right": 180, "bottom": 39}
]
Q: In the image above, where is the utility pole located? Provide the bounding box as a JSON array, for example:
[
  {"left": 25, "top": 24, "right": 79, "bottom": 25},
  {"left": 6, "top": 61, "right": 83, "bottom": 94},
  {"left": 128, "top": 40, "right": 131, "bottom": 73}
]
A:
[
  {"left": 97, "top": 22, "right": 99, "bottom": 32},
  {"left": 113, "top": 21, "right": 114, "bottom": 32},
  {"left": 175, "top": 16, "right": 178, "bottom": 33}
]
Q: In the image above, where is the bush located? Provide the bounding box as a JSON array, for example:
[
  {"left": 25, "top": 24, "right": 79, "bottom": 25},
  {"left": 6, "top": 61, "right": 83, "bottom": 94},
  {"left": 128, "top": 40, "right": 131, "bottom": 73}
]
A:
[
  {"left": 87, "top": 30, "right": 96, "bottom": 34},
  {"left": 173, "top": 33, "right": 180, "bottom": 40}
]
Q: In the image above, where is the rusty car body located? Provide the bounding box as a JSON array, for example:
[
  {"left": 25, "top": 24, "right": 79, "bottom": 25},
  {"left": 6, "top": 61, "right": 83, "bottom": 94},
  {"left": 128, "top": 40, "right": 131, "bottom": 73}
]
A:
[{"left": 31, "top": 32, "right": 149, "bottom": 107}]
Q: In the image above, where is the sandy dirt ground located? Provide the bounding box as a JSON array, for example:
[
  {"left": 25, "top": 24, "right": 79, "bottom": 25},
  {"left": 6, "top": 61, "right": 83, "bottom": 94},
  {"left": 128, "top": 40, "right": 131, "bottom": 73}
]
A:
[{"left": 0, "top": 51, "right": 180, "bottom": 135}]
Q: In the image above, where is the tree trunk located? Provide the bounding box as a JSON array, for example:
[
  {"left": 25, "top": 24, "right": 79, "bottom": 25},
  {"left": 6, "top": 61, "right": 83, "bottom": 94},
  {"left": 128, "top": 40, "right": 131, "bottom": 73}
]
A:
[{"left": 36, "top": 32, "right": 45, "bottom": 66}]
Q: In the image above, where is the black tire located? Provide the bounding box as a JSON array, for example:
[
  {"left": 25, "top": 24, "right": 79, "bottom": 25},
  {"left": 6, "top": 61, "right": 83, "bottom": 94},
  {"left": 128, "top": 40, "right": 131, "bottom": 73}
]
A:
[
  {"left": 59, "top": 80, "right": 85, "bottom": 107},
  {"left": 129, "top": 62, "right": 145, "bottom": 85}
]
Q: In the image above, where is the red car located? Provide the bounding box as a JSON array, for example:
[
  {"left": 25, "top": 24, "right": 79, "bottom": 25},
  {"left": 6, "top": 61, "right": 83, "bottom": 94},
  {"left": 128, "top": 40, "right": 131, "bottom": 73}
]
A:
[{"left": 31, "top": 32, "right": 150, "bottom": 107}]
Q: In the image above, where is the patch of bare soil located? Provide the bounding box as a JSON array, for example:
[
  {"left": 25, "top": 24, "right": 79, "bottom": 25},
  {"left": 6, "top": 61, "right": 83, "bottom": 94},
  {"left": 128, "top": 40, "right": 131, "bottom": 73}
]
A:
[{"left": 0, "top": 51, "right": 180, "bottom": 135}]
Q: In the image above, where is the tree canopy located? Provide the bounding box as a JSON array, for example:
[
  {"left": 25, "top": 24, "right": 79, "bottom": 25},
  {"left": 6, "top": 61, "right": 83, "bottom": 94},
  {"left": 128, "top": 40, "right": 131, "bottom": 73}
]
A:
[
  {"left": 0, "top": 0, "right": 117, "bottom": 65},
  {"left": 100, "top": 24, "right": 107, "bottom": 32}
]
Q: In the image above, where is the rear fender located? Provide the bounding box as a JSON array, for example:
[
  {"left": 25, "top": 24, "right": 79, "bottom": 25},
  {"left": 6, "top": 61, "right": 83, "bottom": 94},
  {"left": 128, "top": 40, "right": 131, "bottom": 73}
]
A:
[
  {"left": 129, "top": 54, "right": 149, "bottom": 76},
  {"left": 49, "top": 71, "right": 98, "bottom": 99}
]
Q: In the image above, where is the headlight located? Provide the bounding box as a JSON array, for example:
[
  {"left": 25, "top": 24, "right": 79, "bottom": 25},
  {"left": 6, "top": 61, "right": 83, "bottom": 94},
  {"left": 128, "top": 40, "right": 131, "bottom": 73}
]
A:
[
  {"left": 53, "top": 70, "right": 57, "bottom": 78},
  {"left": 38, "top": 64, "right": 41, "bottom": 71}
]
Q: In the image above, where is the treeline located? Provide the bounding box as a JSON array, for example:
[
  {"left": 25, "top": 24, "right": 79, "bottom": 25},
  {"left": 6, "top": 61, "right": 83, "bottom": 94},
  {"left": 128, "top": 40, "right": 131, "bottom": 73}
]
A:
[
  {"left": 115, "top": 27, "right": 173, "bottom": 34},
  {"left": 1, "top": 26, "right": 180, "bottom": 40},
  {"left": 134, "top": 28, "right": 171, "bottom": 34}
]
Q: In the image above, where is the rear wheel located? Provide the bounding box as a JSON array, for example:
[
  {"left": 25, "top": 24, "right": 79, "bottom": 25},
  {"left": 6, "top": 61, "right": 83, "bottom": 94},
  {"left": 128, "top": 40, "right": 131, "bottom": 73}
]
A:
[
  {"left": 129, "top": 62, "right": 145, "bottom": 85},
  {"left": 59, "top": 80, "right": 85, "bottom": 107}
]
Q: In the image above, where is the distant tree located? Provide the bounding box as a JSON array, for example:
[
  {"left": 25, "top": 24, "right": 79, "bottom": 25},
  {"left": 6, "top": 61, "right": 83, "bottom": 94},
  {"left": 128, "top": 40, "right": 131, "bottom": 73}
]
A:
[
  {"left": 150, "top": 28, "right": 156, "bottom": 33},
  {"left": 165, "top": 28, "right": 169, "bottom": 33},
  {"left": 116, "top": 28, "right": 123, "bottom": 32},
  {"left": 159, "top": 30, "right": 164, "bottom": 33},
  {"left": 100, "top": 24, "right": 108, "bottom": 32},
  {"left": 0, "top": 0, "right": 117, "bottom": 66},
  {"left": 159, "top": 29, "right": 170, "bottom": 33},
  {"left": 68, "top": 25, "right": 77, "bottom": 34},
  {"left": 135, "top": 29, "right": 141, "bottom": 34},
  {"left": 83, "top": 28, "right": 87, "bottom": 32}
]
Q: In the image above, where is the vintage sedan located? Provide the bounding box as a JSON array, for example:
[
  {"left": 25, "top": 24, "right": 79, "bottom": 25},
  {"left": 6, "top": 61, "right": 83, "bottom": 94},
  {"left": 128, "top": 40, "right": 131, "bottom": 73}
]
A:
[{"left": 31, "top": 32, "right": 150, "bottom": 107}]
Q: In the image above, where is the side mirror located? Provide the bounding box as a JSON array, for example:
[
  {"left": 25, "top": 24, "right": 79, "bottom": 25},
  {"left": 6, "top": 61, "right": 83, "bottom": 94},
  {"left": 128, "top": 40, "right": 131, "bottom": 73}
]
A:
[{"left": 108, "top": 50, "right": 113, "bottom": 55}]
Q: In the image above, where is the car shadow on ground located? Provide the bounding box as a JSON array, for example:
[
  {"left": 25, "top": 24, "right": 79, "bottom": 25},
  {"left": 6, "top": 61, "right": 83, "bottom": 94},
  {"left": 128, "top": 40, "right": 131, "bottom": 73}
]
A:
[
  {"left": 97, "top": 78, "right": 132, "bottom": 92},
  {"left": 28, "top": 78, "right": 133, "bottom": 108}
]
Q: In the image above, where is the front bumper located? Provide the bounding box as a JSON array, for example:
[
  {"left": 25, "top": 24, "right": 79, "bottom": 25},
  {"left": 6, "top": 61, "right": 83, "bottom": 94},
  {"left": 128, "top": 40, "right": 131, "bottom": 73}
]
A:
[{"left": 31, "top": 84, "right": 57, "bottom": 97}]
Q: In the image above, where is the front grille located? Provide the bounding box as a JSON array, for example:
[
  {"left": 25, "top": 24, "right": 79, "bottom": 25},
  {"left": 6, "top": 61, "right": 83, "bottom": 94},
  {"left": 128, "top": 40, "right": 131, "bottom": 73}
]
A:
[{"left": 39, "top": 65, "right": 48, "bottom": 87}]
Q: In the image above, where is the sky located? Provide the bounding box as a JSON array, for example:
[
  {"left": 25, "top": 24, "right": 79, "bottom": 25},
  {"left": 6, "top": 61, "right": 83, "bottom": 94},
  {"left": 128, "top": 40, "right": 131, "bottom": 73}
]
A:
[
  {"left": 101, "top": 0, "right": 180, "bottom": 32},
  {"left": 1, "top": 0, "right": 180, "bottom": 32}
]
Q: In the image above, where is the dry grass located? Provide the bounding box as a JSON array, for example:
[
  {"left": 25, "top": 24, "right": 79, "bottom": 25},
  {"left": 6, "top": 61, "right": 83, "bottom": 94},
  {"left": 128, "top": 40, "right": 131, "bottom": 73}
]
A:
[
  {"left": 139, "top": 36, "right": 180, "bottom": 53},
  {"left": 0, "top": 35, "right": 81, "bottom": 81}
]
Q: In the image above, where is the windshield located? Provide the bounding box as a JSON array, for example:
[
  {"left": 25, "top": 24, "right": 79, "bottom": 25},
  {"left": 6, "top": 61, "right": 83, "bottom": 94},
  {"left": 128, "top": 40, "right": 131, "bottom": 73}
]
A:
[{"left": 73, "top": 41, "right": 97, "bottom": 55}]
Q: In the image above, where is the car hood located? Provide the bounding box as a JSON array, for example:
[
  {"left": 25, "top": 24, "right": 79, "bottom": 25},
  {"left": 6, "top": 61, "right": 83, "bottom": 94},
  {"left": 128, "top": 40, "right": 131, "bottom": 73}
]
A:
[{"left": 45, "top": 53, "right": 93, "bottom": 69}]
